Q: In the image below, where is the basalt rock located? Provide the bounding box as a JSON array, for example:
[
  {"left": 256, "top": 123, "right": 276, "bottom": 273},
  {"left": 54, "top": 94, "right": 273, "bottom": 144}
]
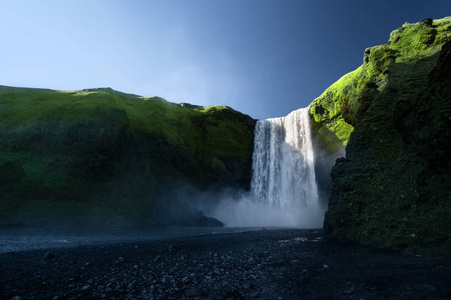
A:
[{"left": 318, "top": 17, "right": 451, "bottom": 253}]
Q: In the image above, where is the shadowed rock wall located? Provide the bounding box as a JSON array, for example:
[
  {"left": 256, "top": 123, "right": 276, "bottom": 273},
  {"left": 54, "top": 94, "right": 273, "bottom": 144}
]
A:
[{"left": 309, "top": 17, "right": 451, "bottom": 252}]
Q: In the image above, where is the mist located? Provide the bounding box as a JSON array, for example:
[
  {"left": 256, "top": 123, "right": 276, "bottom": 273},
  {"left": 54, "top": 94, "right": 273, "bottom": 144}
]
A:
[
  {"left": 182, "top": 108, "right": 344, "bottom": 230},
  {"left": 211, "top": 193, "right": 325, "bottom": 228}
]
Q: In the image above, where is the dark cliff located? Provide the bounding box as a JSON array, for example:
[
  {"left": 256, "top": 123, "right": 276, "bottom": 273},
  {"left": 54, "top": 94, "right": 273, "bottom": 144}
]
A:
[{"left": 310, "top": 17, "right": 451, "bottom": 253}]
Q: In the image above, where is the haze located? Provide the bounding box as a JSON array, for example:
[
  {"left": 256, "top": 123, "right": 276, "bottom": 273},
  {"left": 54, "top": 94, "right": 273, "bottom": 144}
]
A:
[{"left": 1, "top": 0, "right": 450, "bottom": 119}]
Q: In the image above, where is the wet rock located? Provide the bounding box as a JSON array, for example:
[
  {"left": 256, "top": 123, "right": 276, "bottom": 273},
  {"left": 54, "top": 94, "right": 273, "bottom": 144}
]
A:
[
  {"left": 177, "top": 210, "right": 225, "bottom": 227},
  {"left": 294, "top": 237, "right": 308, "bottom": 242},
  {"left": 168, "top": 244, "right": 182, "bottom": 253},
  {"left": 277, "top": 240, "right": 290, "bottom": 243},
  {"left": 44, "top": 252, "right": 55, "bottom": 260},
  {"left": 1, "top": 228, "right": 450, "bottom": 300},
  {"left": 80, "top": 285, "right": 91, "bottom": 291},
  {"left": 181, "top": 276, "right": 190, "bottom": 283},
  {"left": 414, "top": 284, "right": 437, "bottom": 294},
  {"left": 184, "top": 288, "right": 201, "bottom": 297}
]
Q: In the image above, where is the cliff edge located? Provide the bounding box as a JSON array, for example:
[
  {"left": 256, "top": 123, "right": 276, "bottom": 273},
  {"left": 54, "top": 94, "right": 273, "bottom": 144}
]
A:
[{"left": 310, "top": 17, "right": 451, "bottom": 253}]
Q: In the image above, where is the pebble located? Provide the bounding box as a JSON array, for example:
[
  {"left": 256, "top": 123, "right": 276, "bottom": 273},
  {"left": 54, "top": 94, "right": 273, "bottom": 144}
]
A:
[
  {"left": 80, "top": 285, "right": 91, "bottom": 291},
  {"left": 249, "top": 291, "right": 260, "bottom": 298},
  {"left": 184, "top": 288, "right": 201, "bottom": 297},
  {"left": 343, "top": 287, "right": 355, "bottom": 295},
  {"left": 44, "top": 252, "right": 55, "bottom": 260},
  {"left": 2, "top": 229, "right": 447, "bottom": 300}
]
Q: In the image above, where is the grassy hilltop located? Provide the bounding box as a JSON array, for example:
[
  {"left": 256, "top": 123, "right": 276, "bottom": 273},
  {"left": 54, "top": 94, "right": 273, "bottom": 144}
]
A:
[
  {"left": 309, "top": 17, "right": 451, "bottom": 253},
  {"left": 0, "top": 86, "right": 255, "bottom": 226}
]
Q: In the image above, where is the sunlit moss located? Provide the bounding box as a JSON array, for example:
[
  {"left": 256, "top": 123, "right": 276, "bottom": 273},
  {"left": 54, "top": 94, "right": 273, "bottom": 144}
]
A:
[
  {"left": 0, "top": 86, "right": 254, "bottom": 160},
  {"left": 0, "top": 85, "right": 255, "bottom": 225},
  {"left": 308, "top": 17, "right": 451, "bottom": 152},
  {"left": 322, "top": 17, "right": 451, "bottom": 253}
]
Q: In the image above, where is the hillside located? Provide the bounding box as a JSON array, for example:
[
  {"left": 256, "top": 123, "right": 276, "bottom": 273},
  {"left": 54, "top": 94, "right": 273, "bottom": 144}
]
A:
[
  {"left": 309, "top": 17, "right": 451, "bottom": 253},
  {"left": 0, "top": 86, "right": 255, "bottom": 226},
  {"left": 1, "top": 17, "right": 450, "bottom": 253}
]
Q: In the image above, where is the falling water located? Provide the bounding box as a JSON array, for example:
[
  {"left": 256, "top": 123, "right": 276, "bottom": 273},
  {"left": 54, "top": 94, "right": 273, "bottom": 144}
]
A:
[
  {"left": 251, "top": 107, "right": 319, "bottom": 209},
  {"left": 211, "top": 107, "right": 324, "bottom": 228}
]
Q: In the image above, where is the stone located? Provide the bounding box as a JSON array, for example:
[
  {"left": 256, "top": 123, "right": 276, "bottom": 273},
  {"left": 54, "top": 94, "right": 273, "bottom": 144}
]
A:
[
  {"left": 181, "top": 276, "right": 190, "bottom": 283},
  {"left": 294, "top": 237, "right": 308, "bottom": 242},
  {"left": 80, "top": 285, "right": 91, "bottom": 292},
  {"left": 184, "top": 288, "right": 201, "bottom": 297},
  {"left": 414, "top": 284, "right": 437, "bottom": 294}
]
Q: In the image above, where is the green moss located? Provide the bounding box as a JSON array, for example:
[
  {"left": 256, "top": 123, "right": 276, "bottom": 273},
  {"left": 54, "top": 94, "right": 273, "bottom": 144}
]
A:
[
  {"left": 388, "top": 18, "right": 451, "bottom": 60},
  {"left": 195, "top": 105, "right": 254, "bottom": 159},
  {"left": 0, "top": 151, "right": 79, "bottom": 195},
  {"left": 0, "top": 84, "right": 255, "bottom": 198},
  {"left": 0, "top": 86, "right": 254, "bottom": 161},
  {"left": 308, "top": 17, "right": 451, "bottom": 152},
  {"left": 0, "top": 85, "right": 255, "bottom": 226},
  {"left": 324, "top": 18, "right": 451, "bottom": 253}
]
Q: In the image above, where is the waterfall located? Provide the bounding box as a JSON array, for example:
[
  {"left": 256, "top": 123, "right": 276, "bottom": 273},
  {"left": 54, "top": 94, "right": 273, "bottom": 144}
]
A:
[
  {"left": 211, "top": 107, "right": 324, "bottom": 228},
  {"left": 251, "top": 107, "right": 319, "bottom": 209}
]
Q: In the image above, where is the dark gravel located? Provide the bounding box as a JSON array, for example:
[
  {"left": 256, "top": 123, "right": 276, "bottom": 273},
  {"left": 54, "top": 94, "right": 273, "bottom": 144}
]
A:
[{"left": 1, "top": 228, "right": 450, "bottom": 300}]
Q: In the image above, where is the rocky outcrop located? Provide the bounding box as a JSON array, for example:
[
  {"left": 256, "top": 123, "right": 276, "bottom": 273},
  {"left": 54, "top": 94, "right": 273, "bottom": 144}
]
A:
[
  {"left": 308, "top": 17, "right": 451, "bottom": 152},
  {"left": 312, "top": 17, "right": 451, "bottom": 252},
  {"left": 0, "top": 87, "right": 256, "bottom": 226}
]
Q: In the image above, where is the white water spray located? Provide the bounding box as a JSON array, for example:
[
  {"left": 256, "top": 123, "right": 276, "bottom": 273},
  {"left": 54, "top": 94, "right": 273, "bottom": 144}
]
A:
[
  {"left": 251, "top": 108, "right": 319, "bottom": 208},
  {"left": 213, "top": 107, "right": 324, "bottom": 228}
]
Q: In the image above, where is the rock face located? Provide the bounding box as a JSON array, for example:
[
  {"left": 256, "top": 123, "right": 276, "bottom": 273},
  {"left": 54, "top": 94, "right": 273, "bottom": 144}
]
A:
[
  {"left": 310, "top": 17, "right": 451, "bottom": 252},
  {"left": 0, "top": 87, "right": 255, "bottom": 226}
]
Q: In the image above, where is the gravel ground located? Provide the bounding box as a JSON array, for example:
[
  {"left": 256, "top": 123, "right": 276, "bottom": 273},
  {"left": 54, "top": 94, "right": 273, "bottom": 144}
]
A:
[{"left": 1, "top": 228, "right": 450, "bottom": 300}]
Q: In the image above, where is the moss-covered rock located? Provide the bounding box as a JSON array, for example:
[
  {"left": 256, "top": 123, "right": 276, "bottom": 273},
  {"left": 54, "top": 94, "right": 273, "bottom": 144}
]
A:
[
  {"left": 309, "top": 17, "right": 451, "bottom": 152},
  {"left": 320, "top": 17, "right": 451, "bottom": 254},
  {"left": 0, "top": 86, "right": 256, "bottom": 226}
]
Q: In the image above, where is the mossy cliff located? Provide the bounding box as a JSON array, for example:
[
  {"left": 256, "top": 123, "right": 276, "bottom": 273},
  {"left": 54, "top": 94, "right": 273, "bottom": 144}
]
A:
[
  {"left": 0, "top": 86, "right": 255, "bottom": 226},
  {"left": 310, "top": 17, "right": 451, "bottom": 253}
]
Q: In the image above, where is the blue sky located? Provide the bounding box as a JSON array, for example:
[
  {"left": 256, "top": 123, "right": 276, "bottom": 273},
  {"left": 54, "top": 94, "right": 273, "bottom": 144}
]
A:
[{"left": 1, "top": 0, "right": 450, "bottom": 119}]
